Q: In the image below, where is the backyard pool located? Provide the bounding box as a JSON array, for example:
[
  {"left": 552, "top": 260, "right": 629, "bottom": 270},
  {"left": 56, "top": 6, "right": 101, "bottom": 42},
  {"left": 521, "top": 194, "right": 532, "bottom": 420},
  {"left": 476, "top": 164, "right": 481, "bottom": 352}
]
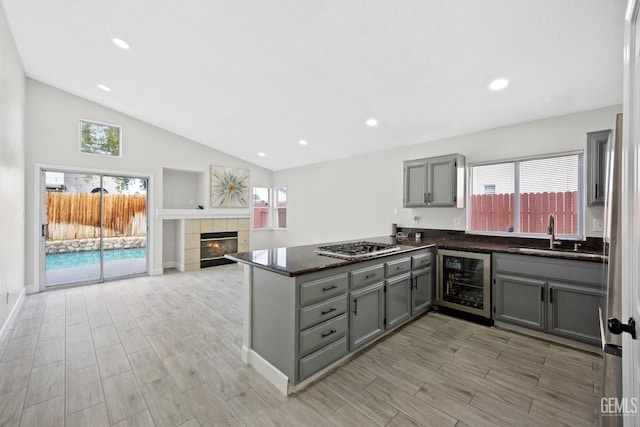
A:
[{"left": 46, "top": 248, "right": 147, "bottom": 270}]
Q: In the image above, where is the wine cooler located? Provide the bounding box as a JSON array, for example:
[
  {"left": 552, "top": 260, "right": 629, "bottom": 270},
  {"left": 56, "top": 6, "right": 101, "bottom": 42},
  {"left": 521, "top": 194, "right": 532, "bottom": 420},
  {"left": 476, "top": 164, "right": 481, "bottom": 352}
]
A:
[{"left": 437, "top": 249, "right": 491, "bottom": 320}]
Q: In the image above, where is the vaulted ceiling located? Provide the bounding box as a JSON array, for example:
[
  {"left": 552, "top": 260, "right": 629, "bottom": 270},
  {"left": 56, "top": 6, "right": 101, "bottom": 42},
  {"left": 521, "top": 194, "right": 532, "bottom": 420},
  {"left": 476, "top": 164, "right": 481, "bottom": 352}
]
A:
[{"left": 2, "top": 0, "right": 627, "bottom": 170}]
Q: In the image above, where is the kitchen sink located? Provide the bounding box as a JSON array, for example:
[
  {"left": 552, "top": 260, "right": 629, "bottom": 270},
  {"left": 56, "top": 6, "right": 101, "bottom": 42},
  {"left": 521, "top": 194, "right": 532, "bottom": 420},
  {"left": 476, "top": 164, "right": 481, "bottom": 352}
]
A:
[{"left": 507, "top": 246, "right": 606, "bottom": 260}]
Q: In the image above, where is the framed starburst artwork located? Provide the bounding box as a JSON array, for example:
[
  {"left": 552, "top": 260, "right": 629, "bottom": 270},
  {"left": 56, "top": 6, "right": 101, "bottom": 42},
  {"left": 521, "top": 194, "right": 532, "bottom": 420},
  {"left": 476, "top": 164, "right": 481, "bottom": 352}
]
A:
[{"left": 210, "top": 165, "right": 250, "bottom": 208}]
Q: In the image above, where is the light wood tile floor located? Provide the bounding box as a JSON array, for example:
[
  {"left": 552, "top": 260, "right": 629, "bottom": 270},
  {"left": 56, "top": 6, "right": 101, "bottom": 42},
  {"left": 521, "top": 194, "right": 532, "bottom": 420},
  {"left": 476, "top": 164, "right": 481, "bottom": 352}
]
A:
[{"left": 0, "top": 265, "right": 602, "bottom": 426}]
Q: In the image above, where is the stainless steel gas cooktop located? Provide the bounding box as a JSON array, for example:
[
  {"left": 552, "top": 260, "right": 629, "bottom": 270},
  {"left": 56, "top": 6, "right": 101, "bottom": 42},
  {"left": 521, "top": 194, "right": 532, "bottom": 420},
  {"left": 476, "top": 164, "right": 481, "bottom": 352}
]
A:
[{"left": 314, "top": 241, "right": 400, "bottom": 259}]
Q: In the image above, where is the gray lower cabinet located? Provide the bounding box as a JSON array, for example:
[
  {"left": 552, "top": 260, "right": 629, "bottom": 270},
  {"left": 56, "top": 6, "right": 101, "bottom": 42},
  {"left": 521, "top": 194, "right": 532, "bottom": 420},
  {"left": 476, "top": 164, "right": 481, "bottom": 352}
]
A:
[
  {"left": 411, "top": 265, "right": 434, "bottom": 315},
  {"left": 494, "top": 274, "right": 545, "bottom": 330},
  {"left": 350, "top": 282, "right": 385, "bottom": 350},
  {"left": 493, "top": 253, "right": 605, "bottom": 346},
  {"left": 411, "top": 250, "right": 434, "bottom": 315},
  {"left": 547, "top": 281, "right": 604, "bottom": 343},
  {"left": 385, "top": 273, "right": 412, "bottom": 330},
  {"left": 251, "top": 247, "right": 436, "bottom": 386}
]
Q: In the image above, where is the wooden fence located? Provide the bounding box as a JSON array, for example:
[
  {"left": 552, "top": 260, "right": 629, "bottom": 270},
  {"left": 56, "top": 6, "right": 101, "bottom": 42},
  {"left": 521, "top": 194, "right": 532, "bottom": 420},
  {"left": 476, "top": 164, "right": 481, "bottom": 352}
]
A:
[
  {"left": 469, "top": 191, "right": 578, "bottom": 235},
  {"left": 46, "top": 192, "right": 147, "bottom": 240}
]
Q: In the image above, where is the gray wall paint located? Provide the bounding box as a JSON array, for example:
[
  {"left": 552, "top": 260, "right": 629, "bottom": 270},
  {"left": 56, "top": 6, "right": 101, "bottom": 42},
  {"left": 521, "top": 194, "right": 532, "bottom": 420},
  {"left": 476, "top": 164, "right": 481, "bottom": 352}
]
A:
[
  {"left": 24, "top": 79, "right": 273, "bottom": 290},
  {"left": 273, "top": 105, "right": 621, "bottom": 248},
  {"left": 0, "top": 2, "right": 26, "bottom": 331}
]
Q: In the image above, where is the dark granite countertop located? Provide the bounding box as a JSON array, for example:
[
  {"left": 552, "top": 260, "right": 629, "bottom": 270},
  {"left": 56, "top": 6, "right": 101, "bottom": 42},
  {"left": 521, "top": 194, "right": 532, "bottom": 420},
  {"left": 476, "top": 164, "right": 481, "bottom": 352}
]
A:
[{"left": 225, "top": 230, "right": 607, "bottom": 277}]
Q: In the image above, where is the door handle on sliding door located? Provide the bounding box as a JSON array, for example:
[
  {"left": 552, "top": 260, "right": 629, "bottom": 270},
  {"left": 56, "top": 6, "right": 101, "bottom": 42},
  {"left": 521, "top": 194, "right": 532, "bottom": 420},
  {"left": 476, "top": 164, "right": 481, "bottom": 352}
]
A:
[{"left": 41, "top": 224, "right": 48, "bottom": 237}]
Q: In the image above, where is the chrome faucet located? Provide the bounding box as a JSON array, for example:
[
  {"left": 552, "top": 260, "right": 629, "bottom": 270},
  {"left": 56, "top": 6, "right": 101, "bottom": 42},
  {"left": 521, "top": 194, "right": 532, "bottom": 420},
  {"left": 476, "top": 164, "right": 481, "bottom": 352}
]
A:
[{"left": 547, "top": 215, "right": 560, "bottom": 249}]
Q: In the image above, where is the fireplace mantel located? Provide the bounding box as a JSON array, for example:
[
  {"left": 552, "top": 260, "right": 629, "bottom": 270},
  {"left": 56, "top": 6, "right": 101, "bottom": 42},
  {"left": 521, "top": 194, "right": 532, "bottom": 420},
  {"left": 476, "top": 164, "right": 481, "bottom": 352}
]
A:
[{"left": 156, "top": 208, "right": 250, "bottom": 220}]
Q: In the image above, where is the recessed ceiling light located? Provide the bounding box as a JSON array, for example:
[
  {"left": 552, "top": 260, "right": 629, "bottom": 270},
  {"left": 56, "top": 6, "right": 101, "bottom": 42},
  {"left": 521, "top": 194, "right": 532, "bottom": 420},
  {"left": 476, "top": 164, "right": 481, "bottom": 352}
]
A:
[
  {"left": 489, "top": 78, "right": 509, "bottom": 91},
  {"left": 298, "top": 140, "right": 308, "bottom": 146},
  {"left": 112, "top": 38, "right": 130, "bottom": 50},
  {"left": 366, "top": 118, "right": 378, "bottom": 127},
  {"left": 98, "top": 84, "right": 111, "bottom": 92},
  {"left": 258, "top": 152, "right": 266, "bottom": 157}
]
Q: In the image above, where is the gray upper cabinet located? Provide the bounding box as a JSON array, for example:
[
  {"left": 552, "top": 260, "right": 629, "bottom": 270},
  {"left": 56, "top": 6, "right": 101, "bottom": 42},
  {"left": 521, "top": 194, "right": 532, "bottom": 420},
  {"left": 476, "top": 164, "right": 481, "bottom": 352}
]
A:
[
  {"left": 403, "top": 154, "right": 465, "bottom": 208},
  {"left": 586, "top": 129, "right": 611, "bottom": 206},
  {"left": 403, "top": 160, "right": 428, "bottom": 207}
]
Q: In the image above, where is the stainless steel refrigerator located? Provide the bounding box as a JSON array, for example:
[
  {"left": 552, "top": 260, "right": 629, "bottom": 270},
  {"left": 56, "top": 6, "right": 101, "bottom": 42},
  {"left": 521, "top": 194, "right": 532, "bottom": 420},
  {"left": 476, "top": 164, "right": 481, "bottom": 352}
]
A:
[{"left": 600, "top": 113, "right": 623, "bottom": 426}]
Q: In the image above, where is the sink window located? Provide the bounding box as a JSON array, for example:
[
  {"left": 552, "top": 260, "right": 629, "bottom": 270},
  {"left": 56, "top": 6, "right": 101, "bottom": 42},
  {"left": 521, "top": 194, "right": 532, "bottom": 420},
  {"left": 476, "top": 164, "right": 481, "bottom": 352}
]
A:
[{"left": 467, "top": 152, "right": 583, "bottom": 238}]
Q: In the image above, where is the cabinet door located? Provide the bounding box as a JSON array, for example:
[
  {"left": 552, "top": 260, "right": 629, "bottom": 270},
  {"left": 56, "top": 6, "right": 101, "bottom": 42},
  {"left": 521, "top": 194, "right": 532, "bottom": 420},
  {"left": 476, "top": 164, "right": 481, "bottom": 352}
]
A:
[
  {"left": 494, "top": 274, "right": 546, "bottom": 330},
  {"left": 586, "top": 129, "right": 611, "bottom": 206},
  {"left": 403, "top": 160, "right": 427, "bottom": 207},
  {"left": 411, "top": 266, "right": 433, "bottom": 316},
  {"left": 547, "top": 281, "right": 605, "bottom": 345},
  {"left": 385, "top": 273, "right": 411, "bottom": 330},
  {"left": 427, "top": 157, "right": 456, "bottom": 207},
  {"left": 350, "top": 283, "right": 385, "bottom": 350}
]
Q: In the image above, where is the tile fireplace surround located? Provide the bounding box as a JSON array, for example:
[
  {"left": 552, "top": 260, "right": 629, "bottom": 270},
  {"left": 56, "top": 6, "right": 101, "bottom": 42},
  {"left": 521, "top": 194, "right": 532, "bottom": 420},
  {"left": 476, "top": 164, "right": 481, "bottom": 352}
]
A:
[{"left": 184, "top": 218, "right": 249, "bottom": 271}]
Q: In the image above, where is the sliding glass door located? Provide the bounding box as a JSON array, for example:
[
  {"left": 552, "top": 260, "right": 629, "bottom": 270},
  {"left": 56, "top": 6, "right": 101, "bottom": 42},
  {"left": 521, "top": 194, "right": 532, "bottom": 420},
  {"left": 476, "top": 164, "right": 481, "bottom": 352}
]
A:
[{"left": 42, "top": 169, "right": 148, "bottom": 287}]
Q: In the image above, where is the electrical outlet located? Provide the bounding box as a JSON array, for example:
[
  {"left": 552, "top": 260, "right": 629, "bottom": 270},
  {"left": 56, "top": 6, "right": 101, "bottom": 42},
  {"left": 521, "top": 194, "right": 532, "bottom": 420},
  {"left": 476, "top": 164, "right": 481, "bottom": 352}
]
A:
[
  {"left": 593, "top": 219, "right": 603, "bottom": 232},
  {"left": 454, "top": 218, "right": 461, "bottom": 226},
  {"left": 413, "top": 216, "right": 420, "bottom": 225}
]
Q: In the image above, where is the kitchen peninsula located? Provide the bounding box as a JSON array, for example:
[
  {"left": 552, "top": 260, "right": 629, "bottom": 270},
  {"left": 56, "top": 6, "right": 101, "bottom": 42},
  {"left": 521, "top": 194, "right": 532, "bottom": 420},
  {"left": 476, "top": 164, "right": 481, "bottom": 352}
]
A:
[
  {"left": 226, "top": 231, "right": 607, "bottom": 394},
  {"left": 226, "top": 236, "right": 438, "bottom": 394}
]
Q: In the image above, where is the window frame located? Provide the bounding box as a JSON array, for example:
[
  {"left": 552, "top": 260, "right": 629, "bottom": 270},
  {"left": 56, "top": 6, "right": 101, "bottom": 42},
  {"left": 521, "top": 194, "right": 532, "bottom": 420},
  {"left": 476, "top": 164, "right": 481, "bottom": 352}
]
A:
[
  {"left": 273, "top": 186, "right": 287, "bottom": 230},
  {"left": 252, "top": 186, "right": 271, "bottom": 230},
  {"left": 79, "top": 119, "right": 122, "bottom": 157},
  {"left": 466, "top": 151, "right": 584, "bottom": 239},
  {"left": 252, "top": 186, "right": 287, "bottom": 230}
]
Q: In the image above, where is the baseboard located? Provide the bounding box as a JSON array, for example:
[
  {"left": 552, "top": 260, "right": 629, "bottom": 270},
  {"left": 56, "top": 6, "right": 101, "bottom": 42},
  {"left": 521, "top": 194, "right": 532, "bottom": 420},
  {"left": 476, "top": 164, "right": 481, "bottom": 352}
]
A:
[
  {"left": 0, "top": 288, "right": 26, "bottom": 341},
  {"left": 25, "top": 284, "right": 39, "bottom": 295},
  {"left": 162, "top": 261, "right": 177, "bottom": 269},
  {"left": 150, "top": 267, "right": 164, "bottom": 276},
  {"left": 245, "top": 349, "right": 289, "bottom": 395},
  {"left": 494, "top": 320, "right": 601, "bottom": 354}
]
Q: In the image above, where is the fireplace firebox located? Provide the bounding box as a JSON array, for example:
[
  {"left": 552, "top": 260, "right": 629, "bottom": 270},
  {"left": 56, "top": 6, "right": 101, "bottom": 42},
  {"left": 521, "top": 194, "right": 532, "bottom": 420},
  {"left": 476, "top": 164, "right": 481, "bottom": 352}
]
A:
[{"left": 200, "top": 232, "right": 237, "bottom": 268}]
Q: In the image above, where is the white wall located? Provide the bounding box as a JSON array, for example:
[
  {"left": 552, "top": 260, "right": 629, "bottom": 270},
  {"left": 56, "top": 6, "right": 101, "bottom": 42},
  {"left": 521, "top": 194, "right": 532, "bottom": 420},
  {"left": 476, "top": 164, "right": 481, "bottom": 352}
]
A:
[
  {"left": 24, "top": 79, "right": 273, "bottom": 291},
  {"left": 273, "top": 105, "right": 622, "bottom": 248},
  {"left": 0, "top": 2, "right": 26, "bottom": 332}
]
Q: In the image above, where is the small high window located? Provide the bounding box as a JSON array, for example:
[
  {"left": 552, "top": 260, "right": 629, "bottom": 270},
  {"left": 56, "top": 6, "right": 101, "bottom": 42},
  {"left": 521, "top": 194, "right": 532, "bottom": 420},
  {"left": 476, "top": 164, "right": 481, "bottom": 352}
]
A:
[{"left": 79, "top": 120, "right": 121, "bottom": 157}]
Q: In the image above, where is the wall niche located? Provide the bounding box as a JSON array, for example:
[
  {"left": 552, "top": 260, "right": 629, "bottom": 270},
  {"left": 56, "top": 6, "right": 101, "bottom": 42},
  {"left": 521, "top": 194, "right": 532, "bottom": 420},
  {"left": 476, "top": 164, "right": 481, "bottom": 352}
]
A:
[{"left": 163, "top": 168, "right": 204, "bottom": 209}]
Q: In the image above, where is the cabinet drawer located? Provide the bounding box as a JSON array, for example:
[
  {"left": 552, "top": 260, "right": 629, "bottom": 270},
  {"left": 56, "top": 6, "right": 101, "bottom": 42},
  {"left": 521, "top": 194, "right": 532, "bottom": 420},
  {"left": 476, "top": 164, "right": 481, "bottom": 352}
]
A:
[
  {"left": 351, "top": 264, "right": 384, "bottom": 289},
  {"left": 299, "top": 313, "right": 347, "bottom": 356},
  {"left": 386, "top": 258, "right": 411, "bottom": 277},
  {"left": 300, "top": 294, "right": 347, "bottom": 330},
  {"left": 412, "top": 252, "right": 433, "bottom": 269},
  {"left": 300, "top": 273, "right": 348, "bottom": 306},
  {"left": 299, "top": 336, "right": 348, "bottom": 381}
]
